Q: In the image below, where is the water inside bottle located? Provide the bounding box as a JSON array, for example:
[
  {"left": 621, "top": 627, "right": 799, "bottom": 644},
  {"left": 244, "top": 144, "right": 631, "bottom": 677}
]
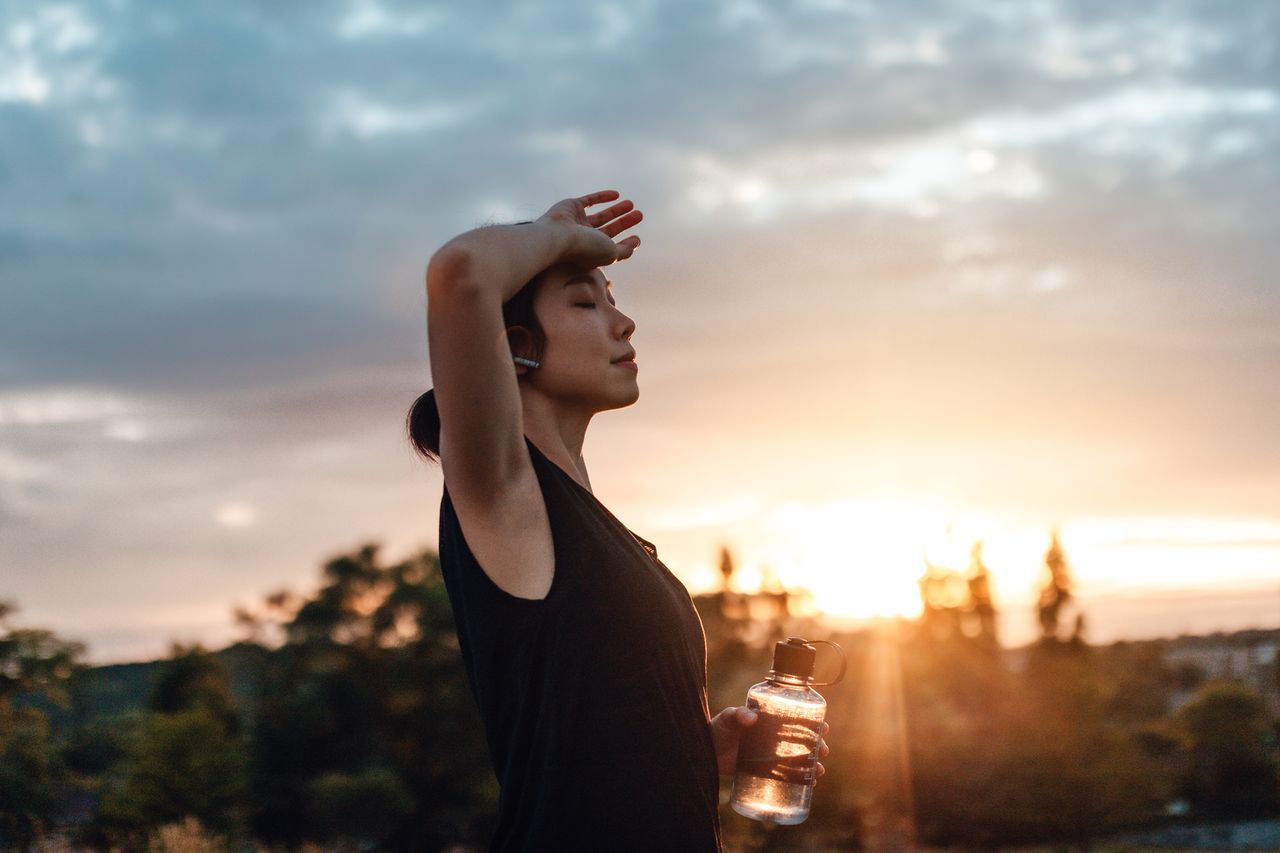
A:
[
  {"left": 730, "top": 772, "right": 815, "bottom": 825},
  {"left": 730, "top": 695, "right": 823, "bottom": 824}
]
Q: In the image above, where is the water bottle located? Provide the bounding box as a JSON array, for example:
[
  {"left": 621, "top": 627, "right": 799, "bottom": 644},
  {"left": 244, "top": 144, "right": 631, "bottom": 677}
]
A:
[{"left": 730, "top": 637, "right": 846, "bottom": 825}]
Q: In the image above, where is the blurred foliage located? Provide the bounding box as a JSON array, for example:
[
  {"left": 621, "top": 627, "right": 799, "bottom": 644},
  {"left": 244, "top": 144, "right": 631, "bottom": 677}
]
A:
[
  {"left": 1, "top": 533, "right": 1277, "bottom": 851},
  {"left": 0, "top": 600, "right": 88, "bottom": 850},
  {"left": 243, "top": 544, "right": 493, "bottom": 850},
  {"left": 92, "top": 705, "right": 250, "bottom": 849},
  {"left": 0, "top": 699, "right": 60, "bottom": 849},
  {"left": 68, "top": 644, "right": 250, "bottom": 850},
  {"left": 1176, "top": 679, "right": 1279, "bottom": 817}
]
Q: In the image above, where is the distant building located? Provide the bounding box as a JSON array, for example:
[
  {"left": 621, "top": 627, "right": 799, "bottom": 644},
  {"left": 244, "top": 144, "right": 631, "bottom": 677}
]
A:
[{"left": 1162, "top": 630, "right": 1280, "bottom": 716}]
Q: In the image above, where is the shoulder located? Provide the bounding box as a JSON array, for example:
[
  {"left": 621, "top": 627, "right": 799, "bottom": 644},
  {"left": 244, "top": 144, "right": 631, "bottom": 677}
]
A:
[{"left": 441, "top": 441, "right": 555, "bottom": 601}]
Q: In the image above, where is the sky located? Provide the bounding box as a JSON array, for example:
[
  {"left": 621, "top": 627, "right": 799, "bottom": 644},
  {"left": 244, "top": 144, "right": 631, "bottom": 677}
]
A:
[{"left": 2, "top": 0, "right": 1277, "bottom": 664}]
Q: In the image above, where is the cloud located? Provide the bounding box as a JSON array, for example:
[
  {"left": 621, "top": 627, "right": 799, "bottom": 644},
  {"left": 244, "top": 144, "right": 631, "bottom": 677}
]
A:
[
  {"left": 1, "top": 0, "right": 1277, "bottom": 660},
  {"left": 214, "top": 501, "right": 258, "bottom": 529},
  {"left": 316, "top": 87, "right": 494, "bottom": 140},
  {"left": 0, "top": 4, "right": 101, "bottom": 104},
  {"left": 335, "top": 0, "right": 442, "bottom": 40},
  {"left": 0, "top": 387, "right": 131, "bottom": 425}
]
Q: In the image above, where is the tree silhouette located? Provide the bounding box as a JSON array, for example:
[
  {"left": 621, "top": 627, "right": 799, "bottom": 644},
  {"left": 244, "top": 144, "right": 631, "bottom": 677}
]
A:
[
  {"left": 0, "top": 600, "right": 87, "bottom": 704},
  {"left": 916, "top": 539, "right": 997, "bottom": 650},
  {"left": 0, "top": 600, "right": 87, "bottom": 850},
  {"left": 1176, "top": 680, "right": 1279, "bottom": 817},
  {"left": 244, "top": 542, "right": 491, "bottom": 851},
  {"left": 964, "top": 540, "right": 998, "bottom": 650},
  {"left": 1037, "top": 530, "right": 1079, "bottom": 644},
  {"left": 719, "top": 544, "right": 735, "bottom": 592},
  {"left": 146, "top": 643, "right": 242, "bottom": 736},
  {"left": 92, "top": 644, "right": 250, "bottom": 848}
]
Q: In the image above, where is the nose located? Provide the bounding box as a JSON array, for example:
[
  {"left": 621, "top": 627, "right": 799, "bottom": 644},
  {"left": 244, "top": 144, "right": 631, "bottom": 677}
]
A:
[{"left": 616, "top": 308, "right": 636, "bottom": 340}]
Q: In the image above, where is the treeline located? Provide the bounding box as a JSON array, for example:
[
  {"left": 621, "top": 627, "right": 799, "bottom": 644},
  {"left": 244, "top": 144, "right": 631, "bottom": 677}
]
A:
[
  {"left": 701, "top": 542, "right": 1280, "bottom": 851},
  {"left": 2, "top": 540, "right": 1278, "bottom": 851},
  {"left": 2, "top": 545, "right": 492, "bottom": 851}
]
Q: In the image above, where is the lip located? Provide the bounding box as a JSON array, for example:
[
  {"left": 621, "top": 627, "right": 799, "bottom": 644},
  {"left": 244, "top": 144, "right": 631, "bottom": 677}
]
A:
[{"left": 613, "top": 359, "right": 638, "bottom": 370}]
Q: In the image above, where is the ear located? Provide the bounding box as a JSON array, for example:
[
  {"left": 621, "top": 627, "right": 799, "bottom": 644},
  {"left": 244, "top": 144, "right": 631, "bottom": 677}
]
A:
[{"left": 507, "top": 326, "right": 537, "bottom": 374}]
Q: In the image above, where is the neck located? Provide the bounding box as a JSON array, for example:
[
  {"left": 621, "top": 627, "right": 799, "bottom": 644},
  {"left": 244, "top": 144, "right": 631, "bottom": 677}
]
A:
[{"left": 521, "top": 397, "right": 594, "bottom": 493}]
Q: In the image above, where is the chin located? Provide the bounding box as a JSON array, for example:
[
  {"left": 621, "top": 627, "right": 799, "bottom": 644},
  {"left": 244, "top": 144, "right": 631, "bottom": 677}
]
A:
[{"left": 602, "top": 385, "right": 640, "bottom": 411}]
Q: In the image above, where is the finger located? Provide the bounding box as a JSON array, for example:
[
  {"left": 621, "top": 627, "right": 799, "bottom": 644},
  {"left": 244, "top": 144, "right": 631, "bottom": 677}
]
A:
[
  {"left": 712, "top": 707, "right": 740, "bottom": 727},
  {"left": 822, "top": 722, "right": 830, "bottom": 736},
  {"left": 614, "top": 235, "right": 640, "bottom": 261},
  {"left": 586, "top": 199, "right": 634, "bottom": 228},
  {"left": 816, "top": 762, "right": 825, "bottom": 778},
  {"left": 600, "top": 209, "right": 643, "bottom": 238},
  {"left": 578, "top": 189, "right": 620, "bottom": 207},
  {"left": 736, "top": 707, "right": 758, "bottom": 726},
  {"left": 819, "top": 741, "right": 829, "bottom": 758}
]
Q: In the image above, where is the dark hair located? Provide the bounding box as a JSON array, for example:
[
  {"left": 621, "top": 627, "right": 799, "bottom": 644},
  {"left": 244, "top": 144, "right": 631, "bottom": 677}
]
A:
[{"left": 406, "top": 244, "right": 546, "bottom": 464}]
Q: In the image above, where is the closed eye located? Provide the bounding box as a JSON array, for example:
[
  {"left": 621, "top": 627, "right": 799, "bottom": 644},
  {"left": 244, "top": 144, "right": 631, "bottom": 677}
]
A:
[{"left": 575, "top": 302, "right": 597, "bottom": 309}]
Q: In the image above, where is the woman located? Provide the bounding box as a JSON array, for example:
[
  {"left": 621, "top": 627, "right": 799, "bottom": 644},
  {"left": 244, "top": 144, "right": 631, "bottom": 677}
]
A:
[{"left": 406, "top": 190, "right": 828, "bottom": 851}]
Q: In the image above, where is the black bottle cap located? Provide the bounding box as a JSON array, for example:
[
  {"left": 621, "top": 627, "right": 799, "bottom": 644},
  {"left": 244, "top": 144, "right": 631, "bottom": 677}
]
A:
[{"left": 771, "top": 637, "right": 816, "bottom": 680}]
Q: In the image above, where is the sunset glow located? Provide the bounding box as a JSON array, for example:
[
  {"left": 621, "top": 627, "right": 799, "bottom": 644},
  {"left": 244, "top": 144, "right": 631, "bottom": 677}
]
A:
[
  {"left": 752, "top": 498, "right": 946, "bottom": 621},
  {"left": 659, "top": 494, "right": 1280, "bottom": 640}
]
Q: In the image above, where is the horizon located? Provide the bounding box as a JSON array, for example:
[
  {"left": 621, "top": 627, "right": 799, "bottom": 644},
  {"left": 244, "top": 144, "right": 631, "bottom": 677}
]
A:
[
  {"left": 51, "top": 580, "right": 1280, "bottom": 668},
  {"left": 15, "top": 549, "right": 1278, "bottom": 666}
]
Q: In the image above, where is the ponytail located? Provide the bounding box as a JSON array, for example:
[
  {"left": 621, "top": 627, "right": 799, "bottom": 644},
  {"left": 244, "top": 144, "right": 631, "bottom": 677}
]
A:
[{"left": 405, "top": 388, "right": 441, "bottom": 463}]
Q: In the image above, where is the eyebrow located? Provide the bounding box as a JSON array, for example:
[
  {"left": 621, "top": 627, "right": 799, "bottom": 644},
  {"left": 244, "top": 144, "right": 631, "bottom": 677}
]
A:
[
  {"left": 563, "top": 274, "right": 616, "bottom": 302},
  {"left": 563, "top": 274, "right": 613, "bottom": 289}
]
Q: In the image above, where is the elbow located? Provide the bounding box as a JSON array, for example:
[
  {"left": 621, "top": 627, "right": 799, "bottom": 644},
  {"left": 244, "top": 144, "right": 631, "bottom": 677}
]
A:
[{"left": 426, "top": 243, "right": 476, "bottom": 296}]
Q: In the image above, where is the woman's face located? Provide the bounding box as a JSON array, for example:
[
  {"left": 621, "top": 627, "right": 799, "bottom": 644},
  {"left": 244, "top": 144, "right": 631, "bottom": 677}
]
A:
[{"left": 524, "top": 263, "right": 639, "bottom": 413}]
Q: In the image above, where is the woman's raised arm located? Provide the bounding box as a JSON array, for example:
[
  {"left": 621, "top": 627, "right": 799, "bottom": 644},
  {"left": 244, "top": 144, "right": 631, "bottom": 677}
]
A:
[{"left": 425, "top": 190, "right": 642, "bottom": 505}]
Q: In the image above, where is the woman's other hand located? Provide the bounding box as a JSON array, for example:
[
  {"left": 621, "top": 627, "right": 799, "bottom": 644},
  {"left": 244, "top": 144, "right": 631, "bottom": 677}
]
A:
[
  {"left": 710, "top": 707, "right": 830, "bottom": 779},
  {"left": 538, "top": 189, "right": 643, "bottom": 268}
]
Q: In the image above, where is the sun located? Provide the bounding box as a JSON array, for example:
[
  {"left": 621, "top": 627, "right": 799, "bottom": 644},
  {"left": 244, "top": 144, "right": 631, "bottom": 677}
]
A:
[{"left": 743, "top": 498, "right": 983, "bottom": 622}]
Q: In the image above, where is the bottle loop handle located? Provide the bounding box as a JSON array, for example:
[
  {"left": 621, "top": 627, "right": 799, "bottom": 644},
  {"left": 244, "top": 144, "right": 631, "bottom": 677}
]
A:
[{"left": 807, "top": 639, "right": 847, "bottom": 687}]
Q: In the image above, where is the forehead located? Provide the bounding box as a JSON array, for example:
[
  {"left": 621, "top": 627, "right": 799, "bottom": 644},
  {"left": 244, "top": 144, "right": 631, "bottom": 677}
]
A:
[{"left": 561, "top": 270, "right": 613, "bottom": 291}]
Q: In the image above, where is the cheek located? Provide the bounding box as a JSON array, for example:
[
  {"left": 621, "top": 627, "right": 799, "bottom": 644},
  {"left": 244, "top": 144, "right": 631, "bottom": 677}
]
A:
[{"left": 553, "top": 314, "right": 605, "bottom": 347}]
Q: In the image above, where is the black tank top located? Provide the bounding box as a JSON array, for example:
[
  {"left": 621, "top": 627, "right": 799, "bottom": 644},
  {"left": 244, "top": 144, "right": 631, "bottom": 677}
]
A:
[{"left": 438, "top": 435, "right": 722, "bottom": 852}]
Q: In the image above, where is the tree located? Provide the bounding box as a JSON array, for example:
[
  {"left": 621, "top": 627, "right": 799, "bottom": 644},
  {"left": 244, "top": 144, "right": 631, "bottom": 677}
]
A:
[
  {"left": 915, "top": 539, "right": 999, "bottom": 652},
  {"left": 903, "top": 547, "right": 1177, "bottom": 848},
  {"left": 1037, "top": 530, "right": 1080, "bottom": 644},
  {"left": 95, "top": 707, "right": 250, "bottom": 847},
  {"left": 1176, "top": 680, "right": 1279, "bottom": 817},
  {"left": 146, "top": 643, "right": 242, "bottom": 735},
  {"left": 243, "top": 543, "right": 494, "bottom": 851},
  {"left": 0, "top": 601, "right": 87, "bottom": 850},
  {"left": 92, "top": 644, "right": 251, "bottom": 848},
  {"left": 0, "top": 700, "right": 59, "bottom": 849},
  {"left": 964, "top": 540, "right": 998, "bottom": 650},
  {"left": 305, "top": 767, "right": 415, "bottom": 845},
  {"left": 0, "top": 601, "right": 88, "bottom": 703}
]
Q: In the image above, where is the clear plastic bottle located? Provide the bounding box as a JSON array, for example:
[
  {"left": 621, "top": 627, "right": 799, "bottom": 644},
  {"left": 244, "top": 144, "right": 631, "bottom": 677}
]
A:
[{"left": 730, "top": 637, "right": 845, "bottom": 825}]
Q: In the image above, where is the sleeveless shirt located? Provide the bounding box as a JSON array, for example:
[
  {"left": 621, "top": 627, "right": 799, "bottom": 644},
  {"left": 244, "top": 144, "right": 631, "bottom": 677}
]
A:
[{"left": 437, "top": 435, "right": 722, "bottom": 852}]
